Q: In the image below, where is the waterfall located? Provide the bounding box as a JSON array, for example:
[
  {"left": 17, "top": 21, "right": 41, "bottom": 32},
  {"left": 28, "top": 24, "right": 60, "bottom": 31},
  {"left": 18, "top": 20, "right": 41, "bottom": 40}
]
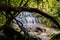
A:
[
  {"left": 15, "top": 12, "right": 42, "bottom": 25},
  {"left": 13, "top": 12, "right": 60, "bottom": 40}
]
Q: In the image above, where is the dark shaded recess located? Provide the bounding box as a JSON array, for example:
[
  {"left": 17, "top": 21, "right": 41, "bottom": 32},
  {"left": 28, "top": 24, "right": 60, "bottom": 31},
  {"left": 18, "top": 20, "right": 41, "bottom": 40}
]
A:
[
  {"left": 2, "top": 26, "right": 39, "bottom": 40},
  {"left": 50, "top": 34, "right": 60, "bottom": 40},
  {"left": 35, "top": 27, "right": 42, "bottom": 32},
  {"left": 0, "top": 27, "right": 3, "bottom": 31},
  {"left": 2, "top": 27, "right": 26, "bottom": 40},
  {"left": 56, "top": 0, "right": 59, "bottom": 1}
]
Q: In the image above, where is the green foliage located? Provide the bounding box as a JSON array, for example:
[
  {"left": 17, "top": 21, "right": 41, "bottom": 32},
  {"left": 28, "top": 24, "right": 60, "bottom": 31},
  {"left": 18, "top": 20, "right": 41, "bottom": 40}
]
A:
[
  {"left": 0, "top": 0, "right": 60, "bottom": 29},
  {"left": 54, "top": 3, "right": 60, "bottom": 22},
  {"left": 33, "top": 0, "right": 42, "bottom": 4},
  {"left": 0, "top": 0, "right": 6, "bottom": 4},
  {"left": 10, "top": 0, "right": 21, "bottom": 6},
  {"left": 0, "top": 12, "right": 6, "bottom": 27}
]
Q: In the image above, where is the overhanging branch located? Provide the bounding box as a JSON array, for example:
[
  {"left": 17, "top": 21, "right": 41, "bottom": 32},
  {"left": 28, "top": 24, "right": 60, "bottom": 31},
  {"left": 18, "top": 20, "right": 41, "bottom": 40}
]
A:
[{"left": 0, "top": 4, "right": 60, "bottom": 29}]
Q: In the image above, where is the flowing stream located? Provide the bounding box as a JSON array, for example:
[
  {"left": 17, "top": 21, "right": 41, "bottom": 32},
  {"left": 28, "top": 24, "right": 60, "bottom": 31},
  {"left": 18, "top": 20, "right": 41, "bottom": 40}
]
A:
[
  {"left": 15, "top": 12, "right": 42, "bottom": 25},
  {"left": 13, "top": 12, "right": 60, "bottom": 40}
]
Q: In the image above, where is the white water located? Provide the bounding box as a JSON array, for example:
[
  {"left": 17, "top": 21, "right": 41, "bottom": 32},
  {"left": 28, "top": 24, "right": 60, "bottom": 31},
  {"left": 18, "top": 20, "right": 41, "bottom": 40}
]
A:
[
  {"left": 13, "top": 12, "right": 60, "bottom": 40},
  {"left": 15, "top": 12, "right": 42, "bottom": 25}
]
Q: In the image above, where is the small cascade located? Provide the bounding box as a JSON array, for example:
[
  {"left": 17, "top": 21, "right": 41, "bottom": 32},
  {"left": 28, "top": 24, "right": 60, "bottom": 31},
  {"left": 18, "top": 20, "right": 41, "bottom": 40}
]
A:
[
  {"left": 15, "top": 12, "right": 42, "bottom": 25},
  {"left": 13, "top": 12, "right": 60, "bottom": 40}
]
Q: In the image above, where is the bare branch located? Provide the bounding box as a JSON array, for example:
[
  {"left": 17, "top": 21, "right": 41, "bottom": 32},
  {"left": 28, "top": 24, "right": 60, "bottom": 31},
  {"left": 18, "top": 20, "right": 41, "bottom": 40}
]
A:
[
  {"left": 23, "top": 0, "right": 29, "bottom": 7},
  {"left": 20, "top": 0, "right": 23, "bottom": 6},
  {"left": 8, "top": 0, "right": 10, "bottom": 5},
  {"left": 8, "top": 12, "right": 29, "bottom": 36}
]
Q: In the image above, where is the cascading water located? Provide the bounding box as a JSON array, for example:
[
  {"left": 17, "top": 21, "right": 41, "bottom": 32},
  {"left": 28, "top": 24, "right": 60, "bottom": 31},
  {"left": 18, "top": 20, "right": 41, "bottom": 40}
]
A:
[
  {"left": 15, "top": 12, "right": 42, "bottom": 25},
  {"left": 13, "top": 12, "right": 42, "bottom": 34},
  {"left": 13, "top": 12, "right": 60, "bottom": 40}
]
